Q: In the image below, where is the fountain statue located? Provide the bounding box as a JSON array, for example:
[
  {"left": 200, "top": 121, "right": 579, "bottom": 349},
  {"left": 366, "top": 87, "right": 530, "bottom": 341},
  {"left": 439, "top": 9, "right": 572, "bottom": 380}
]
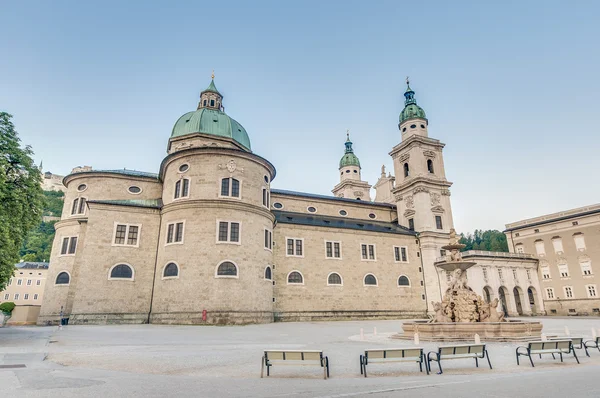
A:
[{"left": 430, "top": 229, "right": 505, "bottom": 324}]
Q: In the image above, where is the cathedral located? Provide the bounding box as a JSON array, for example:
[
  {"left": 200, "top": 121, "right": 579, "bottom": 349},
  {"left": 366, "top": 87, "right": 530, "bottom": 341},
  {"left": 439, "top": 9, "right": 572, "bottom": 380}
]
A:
[{"left": 38, "top": 78, "right": 544, "bottom": 325}]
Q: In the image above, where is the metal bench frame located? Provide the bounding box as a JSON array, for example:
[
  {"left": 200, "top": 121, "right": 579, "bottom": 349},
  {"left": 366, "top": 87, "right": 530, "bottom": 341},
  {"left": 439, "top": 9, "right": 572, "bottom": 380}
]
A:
[
  {"left": 359, "top": 348, "right": 428, "bottom": 377},
  {"left": 584, "top": 336, "right": 600, "bottom": 355},
  {"left": 427, "top": 344, "right": 492, "bottom": 374},
  {"left": 516, "top": 340, "right": 580, "bottom": 367},
  {"left": 550, "top": 337, "right": 590, "bottom": 357},
  {"left": 261, "top": 350, "right": 330, "bottom": 379}
]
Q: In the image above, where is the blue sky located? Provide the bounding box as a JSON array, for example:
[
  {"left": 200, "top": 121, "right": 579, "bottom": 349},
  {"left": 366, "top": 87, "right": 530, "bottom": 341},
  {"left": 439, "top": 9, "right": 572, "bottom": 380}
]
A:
[{"left": 2, "top": 0, "right": 599, "bottom": 233}]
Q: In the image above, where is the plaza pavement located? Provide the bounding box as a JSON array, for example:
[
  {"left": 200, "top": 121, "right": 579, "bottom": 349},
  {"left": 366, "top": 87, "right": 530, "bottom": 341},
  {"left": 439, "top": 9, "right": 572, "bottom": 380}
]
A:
[{"left": 1, "top": 317, "right": 600, "bottom": 397}]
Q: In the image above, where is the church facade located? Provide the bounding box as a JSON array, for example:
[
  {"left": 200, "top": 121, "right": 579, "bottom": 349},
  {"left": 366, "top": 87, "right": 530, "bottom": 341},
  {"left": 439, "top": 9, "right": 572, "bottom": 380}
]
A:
[{"left": 38, "top": 78, "right": 542, "bottom": 325}]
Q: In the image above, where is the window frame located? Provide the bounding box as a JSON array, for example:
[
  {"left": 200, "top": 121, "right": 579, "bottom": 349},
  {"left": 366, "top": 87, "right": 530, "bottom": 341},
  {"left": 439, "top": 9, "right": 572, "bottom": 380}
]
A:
[
  {"left": 264, "top": 228, "right": 273, "bottom": 251},
  {"left": 173, "top": 177, "right": 191, "bottom": 200},
  {"left": 214, "top": 260, "right": 239, "bottom": 279},
  {"left": 108, "top": 263, "right": 135, "bottom": 281},
  {"left": 261, "top": 187, "right": 270, "bottom": 208},
  {"left": 573, "top": 233, "right": 586, "bottom": 251},
  {"left": 586, "top": 284, "right": 597, "bottom": 298},
  {"left": 435, "top": 215, "right": 443, "bottom": 230},
  {"left": 363, "top": 273, "right": 378, "bottom": 287},
  {"left": 71, "top": 196, "right": 87, "bottom": 216},
  {"left": 112, "top": 222, "right": 142, "bottom": 248},
  {"left": 55, "top": 271, "right": 71, "bottom": 286},
  {"left": 397, "top": 275, "right": 411, "bottom": 287},
  {"left": 563, "top": 285, "right": 574, "bottom": 299},
  {"left": 218, "top": 177, "right": 242, "bottom": 199},
  {"left": 360, "top": 243, "right": 377, "bottom": 261},
  {"left": 165, "top": 220, "right": 186, "bottom": 245},
  {"left": 34, "top": 294, "right": 38, "bottom": 300},
  {"left": 394, "top": 246, "right": 409, "bottom": 263},
  {"left": 580, "top": 260, "right": 593, "bottom": 276},
  {"left": 287, "top": 270, "right": 304, "bottom": 285},
  {"left": 545, "top": 287, "right": 555, "bottom": 299},
  {"left": 264, "top": 266, "right": 272, "bottom": 281},
  {"left": 285, "top": 237, "right": 305, "bottom": 258},
  {"left": 324, "top": 240, "right": 342, "bottom": 260},
  {"left": 162, "top": 261, "right": 180, "bottom": 280},
  {"left": 326, "top": 272, "right": 343, "bottom": 286},
  {"left": 216, "top": 220, "right": 242, "bottom": 245},
  {"left": 551, "top": 237, "right": 564, "bottom": 254},
  {"left": 558, "top": 262, "right": 570, "bottom": 278},
  {"left": 59, "top": 235, "right": 79, "bottom": 256}
]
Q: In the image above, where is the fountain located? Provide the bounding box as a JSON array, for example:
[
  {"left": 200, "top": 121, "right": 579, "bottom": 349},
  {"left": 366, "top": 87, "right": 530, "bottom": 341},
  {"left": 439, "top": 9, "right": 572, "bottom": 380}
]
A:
[{"left": 398, "top": 229, "right": 542, "bottom": 341}]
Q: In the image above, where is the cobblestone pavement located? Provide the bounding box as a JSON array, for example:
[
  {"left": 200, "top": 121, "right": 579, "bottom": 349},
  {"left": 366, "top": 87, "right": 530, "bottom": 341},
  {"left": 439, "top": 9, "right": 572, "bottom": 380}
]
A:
[{"left": 1, "top": 317, "right": 600, "bottom": 397}]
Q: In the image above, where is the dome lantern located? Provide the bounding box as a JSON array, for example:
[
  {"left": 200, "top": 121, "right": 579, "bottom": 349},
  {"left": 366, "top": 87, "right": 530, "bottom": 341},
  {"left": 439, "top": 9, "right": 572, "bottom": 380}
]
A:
[
  {"left": 399, "top": 78, "right": 427, "bottom": 125},
  {"left": 339, "top": 131, "right": 361, "bottom": 168}
]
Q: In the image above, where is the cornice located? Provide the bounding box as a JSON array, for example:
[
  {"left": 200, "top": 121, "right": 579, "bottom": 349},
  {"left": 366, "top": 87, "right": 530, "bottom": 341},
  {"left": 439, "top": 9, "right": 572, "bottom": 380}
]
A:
[
  {"left": 389, "top": 135, "right": 445, "bottom": 157},
  {"left": 392, "top": 176, "right": 453, "bottom": 193},
  {"left": 161, "top": 199, "right": 275, "bottom": 221}
]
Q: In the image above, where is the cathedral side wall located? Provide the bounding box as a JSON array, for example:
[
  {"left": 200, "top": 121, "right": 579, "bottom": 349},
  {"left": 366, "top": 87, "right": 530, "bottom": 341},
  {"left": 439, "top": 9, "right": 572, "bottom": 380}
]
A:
[{"left": 273, "top": 224, "right": 426, "bottom": 321}]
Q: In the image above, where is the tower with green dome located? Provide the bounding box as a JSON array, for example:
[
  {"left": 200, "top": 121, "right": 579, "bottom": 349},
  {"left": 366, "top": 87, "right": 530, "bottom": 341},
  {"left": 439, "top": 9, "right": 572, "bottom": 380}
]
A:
[
  {"left": 398, "top": 79, "right": 429, "bottom": 141},
  {"left": 332, "top": 131, "right": 372, "bottom": 201}
]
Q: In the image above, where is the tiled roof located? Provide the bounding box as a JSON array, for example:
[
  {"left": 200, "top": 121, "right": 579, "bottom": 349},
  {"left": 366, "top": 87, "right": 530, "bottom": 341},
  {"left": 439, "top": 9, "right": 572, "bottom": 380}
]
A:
[
  {"left": 88, "top": 199, "right": 162, "bottom": 209},
  {"left": 274, "top": 210, "right": 415, "bottom": 236},
  {"left": 72, "top": 169, "right": 159, "bottom": 179},
  {"left": 271, "top": 189, "right": 396, "bottom": 209},
  {"left": 15, "top": 262, "right": 49, "bottom": 269}
]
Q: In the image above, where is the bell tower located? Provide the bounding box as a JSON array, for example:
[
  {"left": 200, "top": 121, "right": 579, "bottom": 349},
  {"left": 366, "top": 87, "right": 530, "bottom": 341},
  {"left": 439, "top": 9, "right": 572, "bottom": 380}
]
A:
[
  {"left": 332, "top": 131, "right": 372, "bottom": 201},
  {"left": 389, "top": 79, "right": 454, "bottom": 309}
]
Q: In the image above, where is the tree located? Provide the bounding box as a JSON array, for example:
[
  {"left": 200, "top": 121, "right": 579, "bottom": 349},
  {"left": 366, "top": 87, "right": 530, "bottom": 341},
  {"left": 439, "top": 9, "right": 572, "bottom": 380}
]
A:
[
  {"left": 0, "top": 112, "right": 44, "bottom": 290},
  {"left": 459, "top": 229, "right": 509, "bottom": 252}
]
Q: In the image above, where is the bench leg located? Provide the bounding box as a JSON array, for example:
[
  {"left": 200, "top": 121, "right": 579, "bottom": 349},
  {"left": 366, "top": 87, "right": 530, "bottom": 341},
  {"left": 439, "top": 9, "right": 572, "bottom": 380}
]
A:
[
  {"left": 360, "top": 355, "right": 363, "bottom": 375},
  {"left": 529, "top": 352, "right": 535, "bottom": 368},
  {"left": 267, "top": 363, "right": 270, "bottom": 376},
  {"left": 485, "top": 350, "right": 493, "bottom": 370},
  {"left": 326, "top": 356, "right": 330, "bottom": 379},
  {"left": 423, "top": 354, "right": 429, "bottom": 375},
  {"left": 475, "top": 357, "right": 479, "bottom": 367},
  {"left": 584, "top": 346, "right": 590, "bottom": 357},
  {"left": 573, "top": 350, "right": 580, "bottom": 364},
  {"left": 261, "top": 355, "right": 265, "bottom": 378},
  {"left": 419, "top": 359, "right": 423, "bottom": 373},
  {"left": 559, "top": 352, "right": 563, "bottom": 362},
  {"left": 551, "top": 353, "right": 556, "bottom": 360},
  {"left": 436, "top": 354, "right": 443, "bottom": 374}
]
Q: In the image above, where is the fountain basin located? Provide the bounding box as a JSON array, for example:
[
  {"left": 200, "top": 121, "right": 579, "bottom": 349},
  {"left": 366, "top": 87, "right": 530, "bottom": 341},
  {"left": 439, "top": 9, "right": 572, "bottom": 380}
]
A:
[{"left": 396, "top": 320, "right": 543, "bottom": 342}]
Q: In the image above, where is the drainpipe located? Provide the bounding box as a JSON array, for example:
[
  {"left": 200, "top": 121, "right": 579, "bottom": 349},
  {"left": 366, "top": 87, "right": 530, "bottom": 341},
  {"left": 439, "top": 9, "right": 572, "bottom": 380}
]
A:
[{"left": 147, "top": 208, "right": 163, "bottom": 324}]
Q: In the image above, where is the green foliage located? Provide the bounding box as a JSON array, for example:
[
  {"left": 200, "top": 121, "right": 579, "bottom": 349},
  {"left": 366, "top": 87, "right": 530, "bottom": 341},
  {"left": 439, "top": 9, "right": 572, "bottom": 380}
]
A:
[
  {"left": 459, "top": 229, "right": 509, "bottom": 252},
  {"left": 0, "top": 112, "right": 44, "bottom": 290},
  {"left": 43, "top": 190, "right": 64, "bottom": 217},
  {"left": 0, "top": 302, "right": 16, "bottom": 314},
  {"left": 20, "top": 221, "right": 57, "bottom": 262}
]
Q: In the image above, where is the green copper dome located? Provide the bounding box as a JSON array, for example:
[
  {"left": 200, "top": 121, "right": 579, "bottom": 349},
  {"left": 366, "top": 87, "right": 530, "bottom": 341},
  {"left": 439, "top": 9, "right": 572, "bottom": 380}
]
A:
[
  {"left": 399, "top": 83, "right": 427, "bottom": 124},
  {"left": 339, "top": 134, "right": 361, "bottom": 168},
  {"left": 171, "top": 108, "right": 251, "bottom": 151}
]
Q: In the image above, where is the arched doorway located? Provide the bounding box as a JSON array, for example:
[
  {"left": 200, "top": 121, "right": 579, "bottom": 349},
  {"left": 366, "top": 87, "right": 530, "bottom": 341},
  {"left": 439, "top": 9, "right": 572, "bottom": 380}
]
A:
[
  {"left": 513, "top": 287, "right": 523, "bottom": 315},
  {"left": 528, "top": 287, "right": 537, "bottom": 314},
  {"left": 498, "top": 287, "right": 509, "bottom": 316},
  {"left": 483, "top": 286, "right": 493, "bottom": 303}
]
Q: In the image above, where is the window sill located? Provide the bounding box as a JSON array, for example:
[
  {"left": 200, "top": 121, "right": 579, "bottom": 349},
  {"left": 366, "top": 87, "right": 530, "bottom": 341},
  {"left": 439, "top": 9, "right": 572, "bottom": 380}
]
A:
[
  {"left": 361, "top": 259, "right": 377, "bottom": 262},
  {"left": 325, "top": 257, "right": 343, "bottom": 260},
  {"left": 165, "top": 242, "right": 184, "bottom": 246},
  {"left": 111, "top": 244, "right": 140, "bottom": 248},
  {"left": 216, "top": 241, "right": 242, "bottom": 246},
  {"left": 285, "top": 255, "right": 304, "bottom": 258},
  {"left": 161, "top": 276, "right": 179, "bottom": 280},
  {"left": 583, "top": 275, "right": 595, "bottom": 279}
]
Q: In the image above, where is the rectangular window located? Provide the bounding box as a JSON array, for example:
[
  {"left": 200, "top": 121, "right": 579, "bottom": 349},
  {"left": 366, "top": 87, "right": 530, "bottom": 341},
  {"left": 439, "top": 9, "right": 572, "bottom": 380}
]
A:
[
  {"left": 325, "top": 241, "right": 341, "bottom": 258},
  {"left": 587, "top": 285, "right": 597, "bottom": 298},
  {"left": 24, "top": 294, "right": 29, "bottom": 300},
  {"left": 217, "top": 221, "right": 240, "bottom": 243},
  {"left": 435, "top": 216, "right": 443, "bottom": 230},
  {"left": 221, "top": 178, "right": 240, "bottom": 197},
  {"left": 231, "top": 179, "right": 240, "bottom": 197},
  {"left": 14, "top": 293, "right": 19, "bottom": 300},
  {"left": 174, "top": 180, "right": 181, "bottom": 199},
  {"left": 546, "top": 288, "right": 554, "bottom": 299},
  {"left": 572, "top": 221, "right": 579, "bottom": 226},
  {"left": 36, "top": 280, "right": 41, "bottom": 286},
  {"left": 262, "top": 188, "right": 268, "bottom": 207},
  {"left": 516, "top": 245, "right": 524, "bottom": 254},
  {"left": 61, "top": 237, "right": 69, "bottom": 255},
  {"left": 71, "top": 198, "right": 79, "bottom": 215},
  {"left": 574, "top": 234, "right": 586, "bottom": 251},
  {"left": 394, "top": 246, "right": 408, "bottom": 262},
  {"left": 7, "top": 279, "right": 11, "bottom": 286},
  {"left": 68, "top": 237, "right": 77, "bottom": 254},
  {"left": 34, "top": 294, "right": 38, "bottom": 300},
  {"left": 219, "top": 222, "right": 228, "bottom": 242},
  {"left": 558, "top": 263, "right": 569, "bottom": 278},
  {"left": 220, "top": 178, "right": 229, "bottom": 196},
  {"left": 230, "top": 222, "right": 239, "bottom": 242},
  {"left": 17, "top": 279, "right": 22, "bottom": 286},
  {"left": 182, "top": 179, "right": 189, "bottom": 197},
  {"left": 264, "top": 229, "right": 272, "bottom": 250},
  {"left": 408, "top": 218, "right": 414, "bottom": 231},
  {"left": 361, "top": 244, "right": 376, "bottom": 260},
  {"left": 166, "top": 222, "right": 184, "bottom": 244},
  {"left": 541, "top": 266, "right": 551, "bottom": 279},
  {"left": 534, "top": 240, "right": 545, "bottom": 256},
  {"left": 482, "top": 268, "right": 488, "bottom": 281},
  {"left": 564, "top": 286, "right": 573, "bottom": 298},
  {"left": 27, "top": 279, "right": 32, "bottom": 286},
  {"left": 114, "top": 224, "right": 140, "bottom": 247},
  {"left": 552, "top": 237, "right": 564, "bottom": 253},
  {"left": 286, "top": 238, "right": 303, "bottom": 257},
  {"left": 581, "top": 261, "right": 592, "bottom": 275},
  {"left": 3, "top": 294, "right": 8, "bottom": 300},
  {"left": 78, "top": 198, "right": 86, "bottom": 214}
]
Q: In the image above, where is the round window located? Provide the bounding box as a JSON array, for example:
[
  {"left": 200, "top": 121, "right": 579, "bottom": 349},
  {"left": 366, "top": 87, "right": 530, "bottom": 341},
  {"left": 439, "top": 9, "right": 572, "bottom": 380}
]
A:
[
  {"left": 345, "top": 170, "right": 350, "bottom": 173},
  {"left": 420, "top": 124, "right": 425, "bottom": 129},
  {"left": 368, "top": 213, "right": 376, "bottom": 219},
  {"left": 273, "top": 202, "right": 283, "bottom": 209},
  {"left": 410, "top": 124, "right": 417, "bottom": 129},
  {"left": 77, "top": 184, "right": 87, "bottom": 192},
  {"left": 178, "top": 164, "right": 189, "bottom": 173},
  {"left": 353, "top": 170, "right": 358, "bottom": 173},
  {"left": 339, "top": 210, "right": 347, "bottom": 216},
  {"left": 128, "top": 186, "right": 142, "bottom": 194},
  {"left": 264, "top": 175, "right": 269, "bottom": 183},
  {"left": 307, "top": 206, "right": 317, "bottom": 213},
  {"left": 402, "top": 127, "right": 407, "bottom": 132}
]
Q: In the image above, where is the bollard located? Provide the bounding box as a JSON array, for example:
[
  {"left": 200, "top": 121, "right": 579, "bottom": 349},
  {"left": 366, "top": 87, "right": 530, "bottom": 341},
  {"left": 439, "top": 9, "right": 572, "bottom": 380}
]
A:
[
  {"left": 474, "top": 333, "right": 481, "bottom": 344},
  {"left": 360, "top": 328, "right": 364, "bottom": 341},
  {"left": 373, "top": 327, "right": 377, "bottom": 336}
]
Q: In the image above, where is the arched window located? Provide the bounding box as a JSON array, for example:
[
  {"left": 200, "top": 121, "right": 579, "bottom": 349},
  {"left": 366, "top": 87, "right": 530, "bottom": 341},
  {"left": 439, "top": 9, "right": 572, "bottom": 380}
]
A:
[
  {"left": 109, "top": 264, "right": 134, "bottom": 279},
  {"left": 216, "top": 261, "right": 238, "bottom": 277},
  {"left": 403, "top": 163, "right": 410, "bottom": 177},
  {"left": 264, "top": 266, "right": 272, "bottom": 280},
  {"left": 203, "top": 100, "right": 207, "bottom": 106},
  {"left": 55, "top": 272, "right": 70, "bottom": 285},
  {"left": 398, "top": 275, "right": 410, "bottom": 286},
  {"left": 210, "top": 99, "right": 215, "bottom": 107},
  {"left": 287, "top": 271, "right": 303, "bottom": 285},
  {"left": 163, "top": 262, "right": 179, "bottom": 278},
  {"left": 364, "top": 274, "right": 377, "bottom": 286},
  {"left": 327, "top": 272, "right": 342, "bottom": 285},
  {"left": 427, "top": 159, "right": 434, "bottom": 174}
]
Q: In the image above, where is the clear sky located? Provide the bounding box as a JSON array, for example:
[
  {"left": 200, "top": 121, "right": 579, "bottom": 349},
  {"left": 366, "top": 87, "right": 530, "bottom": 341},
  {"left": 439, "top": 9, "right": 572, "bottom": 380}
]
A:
[{"left": 2, "top": 0, "right": 599, "bottom": 233}]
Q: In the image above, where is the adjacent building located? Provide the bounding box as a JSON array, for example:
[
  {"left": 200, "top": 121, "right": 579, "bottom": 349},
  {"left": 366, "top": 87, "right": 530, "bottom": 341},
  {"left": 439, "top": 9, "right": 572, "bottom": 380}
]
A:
[
  {"left": 505, "top": 204, "right": 600, "bottom": 316},
  {"left": 0, "top": 262, "right": 49, "bottom": 324}
]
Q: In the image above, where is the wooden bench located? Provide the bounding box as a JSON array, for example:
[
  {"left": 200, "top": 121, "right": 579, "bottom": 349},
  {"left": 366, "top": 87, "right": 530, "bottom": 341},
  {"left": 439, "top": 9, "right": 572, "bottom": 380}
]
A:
[
  {"left": 427, "top": 344, "right": 492, "bottom": 374},
  {"left": 359, "top": 347, "right": 428, "bottom": 377},
  {"left": 584, "top": 337, "right": 600, "bottom": 355},
  {"left": 516, "top": 340, "right": 580, "bottom": 367},
  {"left": 261, "top": 350, "right": 329, "bottom": 379},
  {"left": 550, "top": 337, "right": 590, "bottom": 357}
]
